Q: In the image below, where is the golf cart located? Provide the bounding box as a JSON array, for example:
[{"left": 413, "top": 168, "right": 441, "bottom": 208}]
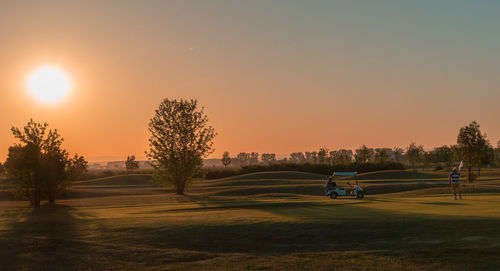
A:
[{"left": 325, "top": 171, "right": 364, "bottom": 199}]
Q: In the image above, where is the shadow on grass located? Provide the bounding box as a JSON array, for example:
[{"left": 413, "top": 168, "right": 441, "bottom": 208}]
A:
[
  {"left": 0, "top": 204, "right": 92, "bottom": 270},
  {"left": 422, "top": 202, "right": 465, "bottom": 206},
  {"left": 125, "top": 197, "right": 500, "bottom": 253},
  {"left": 116, "top": 199, "right": 500, "bottom": 270}
]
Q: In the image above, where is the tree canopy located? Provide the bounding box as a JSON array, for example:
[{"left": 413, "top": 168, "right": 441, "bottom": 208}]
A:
[
  {"left": 147, "top": 99, "right": 216, "bottom": 195},
  {"left": 4, "top": 119, "right": 87, "bottom": 206}
]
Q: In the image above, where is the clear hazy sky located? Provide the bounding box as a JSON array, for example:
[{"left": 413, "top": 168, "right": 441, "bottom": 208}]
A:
[{"left": 1, "top": 0, "right": 499, "bottom": 162}]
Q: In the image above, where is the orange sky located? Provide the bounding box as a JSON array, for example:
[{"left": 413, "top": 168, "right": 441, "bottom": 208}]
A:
[{"left": 1, "top": 1, "right": 499, "bottom": 162}]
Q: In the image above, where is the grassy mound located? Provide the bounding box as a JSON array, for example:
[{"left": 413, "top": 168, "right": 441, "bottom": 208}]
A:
[
  {"left": 358, "top": 170, "right": 445, "bottom": 180},
  {"left": 219, "top": 171, "right": 325, "bottom": 181},
  {"left": 75, "top": 174, "right": 153, "bottom": 186}
]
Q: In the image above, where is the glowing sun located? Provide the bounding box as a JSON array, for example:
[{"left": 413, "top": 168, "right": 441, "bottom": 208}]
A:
[{"left": 27, "top": 66, "right": 72, "bottom": 103}]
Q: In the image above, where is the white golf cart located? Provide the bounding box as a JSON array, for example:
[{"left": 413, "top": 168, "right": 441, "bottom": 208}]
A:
[{"left": 324, "top": 171, "right": 364, "bottom": 199}]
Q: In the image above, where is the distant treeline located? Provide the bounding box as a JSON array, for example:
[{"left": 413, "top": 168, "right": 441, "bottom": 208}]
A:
[{"left": 204, "top": 162, "right": 405, "bottom": 180}]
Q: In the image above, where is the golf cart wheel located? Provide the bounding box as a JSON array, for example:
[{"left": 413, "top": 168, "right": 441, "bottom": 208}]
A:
[
  {"left": 356, "top": 192, "right": 364, "bottom": 199},
  {"left": 329, "top": 193, "right": 338, "bottom": 199}
]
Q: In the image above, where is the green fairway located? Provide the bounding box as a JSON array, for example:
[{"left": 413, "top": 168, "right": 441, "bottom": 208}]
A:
[{"left": 1, "top": 171, "right": 500, "bottom": 270}]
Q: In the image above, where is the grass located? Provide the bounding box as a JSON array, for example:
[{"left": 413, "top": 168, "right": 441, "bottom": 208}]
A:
[{"left": 1, "top": 171, "right": 500, "bottom": 270}]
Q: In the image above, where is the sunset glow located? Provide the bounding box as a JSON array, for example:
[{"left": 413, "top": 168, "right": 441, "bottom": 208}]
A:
[
  {"left": 0, "top": 1, "right": 499, "bottom": 162},
  {"left": 27, "top": 66, "right": 71, "bottom": 103}
]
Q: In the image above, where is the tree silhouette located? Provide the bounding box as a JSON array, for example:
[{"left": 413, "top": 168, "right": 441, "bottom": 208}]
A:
[
  {"left": 147, "top": 99, "right": 216, "bottom": 195},
  {"left": 393, "top": 147, "right": 405, "bottom": 163},
  {"left": 221, "top": 151, "right": 231, "bottom": 167},
  {"left": 318, "top": 148, "right": 329, "bottom": 164},
  {"left": 457, "top": 121, "right": 491, "bottom": 177},
  {"left": 249, "top": 152, "right": 259, "bottom": 164},
  {"left": 355, "top": 145, "right": 373, "bottom": 163},
  {"left": 374, "top": 149, "right": 389, "bottom": 163},
  {"left": 261, "top": 153, "right": 276, "bottom": 164},
  {"left": 67, "top": 154, "right": 88, "bottom": 181},
  {"left": 236, "top": 152, "right": 250, "bottom": 165},
  {"left": 4, "top": 119, "right": 86, "bottom": 205},
  {"left": 126, "top": 155, "right": 140, "bottom": 172},
  {"left": 406, "top": 142, "right": 424, "bottom": 170},
  {"left": 496, "top": 140, "right": 500, "bottom": 167},
  {"left": 289, "top": 152, "right": 305, "bottom": 163}
]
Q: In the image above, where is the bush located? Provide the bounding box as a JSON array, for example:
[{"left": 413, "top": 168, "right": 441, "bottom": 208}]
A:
[{"left": 103, "top": 170, "right": 115, "bottom": 177}]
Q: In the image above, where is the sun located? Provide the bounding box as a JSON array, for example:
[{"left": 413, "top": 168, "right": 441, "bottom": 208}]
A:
[{"left": 27, "top": 66, "right": 72, "bottom": 103}]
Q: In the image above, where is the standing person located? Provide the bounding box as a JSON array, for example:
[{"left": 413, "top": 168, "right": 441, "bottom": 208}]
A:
[{"left": 449, "top": 167, "right": 462, "bottom": 200}]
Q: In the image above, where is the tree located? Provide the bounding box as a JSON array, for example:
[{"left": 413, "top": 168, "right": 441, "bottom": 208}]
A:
[
  {"left": 422, "top": 151, "right": 433, "bottom": 170},
  {"left": 477, "top": 147, "right": 494, "bottom": 175},
  {"left": 147, "top": 99, "right": 216, "bottom": 195},
  {"left": 305, "top": 151, "right": 318, "bottom": 163},
  {"left": 4, "top": 119, "right": 80, "bottom": 205},
  {"left": 457, "top": 121, "right": 491, "bottom": 178},
  {"left": 0, "top": 162, "right": 4, "bottom": 176},
  {"left": 221, "top": 151, "right": 231, "bottom": 167},
  {"left": 261, "top": 153, "right": 276, "bottom": 164},
  {"left": 393, "top": 147, "right": 405, "bottom": 163},
  {"left": 495, "top": 140, "right": 500, "bottom": 167},
  {"left": 249, "top": 152, "right": 259, "bottom": 164},
  {"left": 330, "top": 149, "right": 353, "bottom": 165},
  {"left": 125, "top": 155, "right": 140, "bottom": 172},
  {"left": 354, "top": 145, "right": 373, "bottom": 163},
  {"left": 374, "top": 149, "right": 389, "bottom": 163},
  {"left": 431, "top": 145, "right": 454, "bottom": 167},
  {"left": 406, "top": 142, "right": 424, "bottom": 170},
  {"left": 318, "top": 148, "right": 329, "bottom": 164},
  {"left": 66, "top": 154, "right": 88, "bottom": 180},
  {"left": 289, "top": 152, "right": 305, "bottom": 163},
  {"left": 236, "top": 152, "right": 250, "bottom": 165}
]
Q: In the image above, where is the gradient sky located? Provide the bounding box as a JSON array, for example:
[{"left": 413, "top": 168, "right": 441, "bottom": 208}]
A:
[{"left": 1, "top": 0, "right": 499, "bottom": 162}]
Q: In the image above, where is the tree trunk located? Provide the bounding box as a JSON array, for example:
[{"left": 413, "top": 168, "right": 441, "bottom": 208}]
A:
[
  {"left": 33, "top": 186, "right": 41, "bottom": 207},
  {"left": 176, "top": 181, "right": 186, "bottom": 195},
  {"left": 468, "top": 166, "right": 472, "bottom": 181},
  {"left": 48, "top": 192, "right": 56, "bottom": 204},
  {"left": 478, "top": 166, "right": 481, "bottom": 176}
]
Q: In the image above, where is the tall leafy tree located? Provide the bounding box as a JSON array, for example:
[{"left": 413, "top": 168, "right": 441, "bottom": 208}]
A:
[
  {"left": 4, "top": 119, "right": 85, "bottom": 205},
  {"left": 221, "top": 151, "right": 231, "bottom": 167},
  {"left": 457, "top": 121, "right": 491, "bottom": 178},
  {"left": 147, "top": 99, "right": 216, "bottom": 195}
]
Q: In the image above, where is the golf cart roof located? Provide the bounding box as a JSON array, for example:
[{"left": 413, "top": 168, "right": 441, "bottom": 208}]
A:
[{"left": 333, "top": 171, "right": 357, "bottom": 176}]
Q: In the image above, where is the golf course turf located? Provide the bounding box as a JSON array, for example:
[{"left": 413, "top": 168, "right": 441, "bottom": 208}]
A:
[{"left": 1, "top": 170, "right": 499, "bottom": 270}]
